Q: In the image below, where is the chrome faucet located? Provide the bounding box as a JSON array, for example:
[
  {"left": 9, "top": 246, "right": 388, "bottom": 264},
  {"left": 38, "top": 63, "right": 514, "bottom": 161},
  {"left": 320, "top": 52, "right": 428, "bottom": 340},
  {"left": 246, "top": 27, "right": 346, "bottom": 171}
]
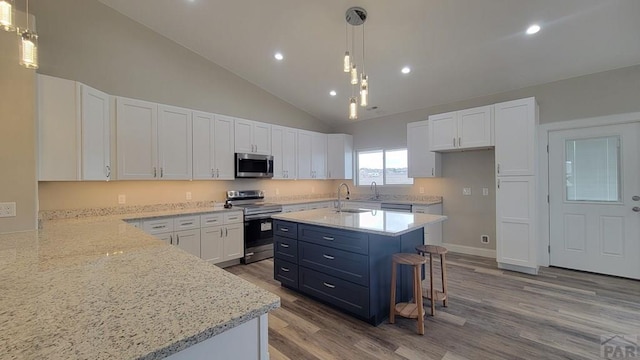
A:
[
  {"left": 370, "top": 181, "right": 379, "bottom": 200},
  {"left": 336, "top": 182, "right": 351, "bottom": 212}
]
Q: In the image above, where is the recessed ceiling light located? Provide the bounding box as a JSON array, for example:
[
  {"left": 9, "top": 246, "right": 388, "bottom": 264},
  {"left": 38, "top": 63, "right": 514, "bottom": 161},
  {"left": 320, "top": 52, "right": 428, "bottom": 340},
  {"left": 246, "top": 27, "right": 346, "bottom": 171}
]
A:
[
  {"left": 526, "top": 24, "right": 541, "bottom": 35},
  {"left": 401, "top": 66, "right": 411, "bottom": 74},
  {"left": 329, "top": 90, "right": 337, "bottom": 96},
  {"left": 274, "top": 52, "right": 284, "bottom": 61}
]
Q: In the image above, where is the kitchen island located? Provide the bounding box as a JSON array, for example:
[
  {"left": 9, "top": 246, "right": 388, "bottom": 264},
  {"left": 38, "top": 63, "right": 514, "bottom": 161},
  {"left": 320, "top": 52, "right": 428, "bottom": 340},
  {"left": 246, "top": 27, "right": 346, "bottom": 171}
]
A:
[
  {"left": 0, "top": 215, "right": 279, "bottom": 360},
  {"left": 271, "top": 208, "right": 446, "bottom": 325}
]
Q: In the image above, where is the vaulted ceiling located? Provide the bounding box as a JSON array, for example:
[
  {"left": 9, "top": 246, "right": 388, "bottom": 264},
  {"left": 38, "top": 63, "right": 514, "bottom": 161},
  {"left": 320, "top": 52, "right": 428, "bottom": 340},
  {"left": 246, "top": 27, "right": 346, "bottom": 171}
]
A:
[{"left": 99, "top": 0, "right": 640, "bottom": 126}]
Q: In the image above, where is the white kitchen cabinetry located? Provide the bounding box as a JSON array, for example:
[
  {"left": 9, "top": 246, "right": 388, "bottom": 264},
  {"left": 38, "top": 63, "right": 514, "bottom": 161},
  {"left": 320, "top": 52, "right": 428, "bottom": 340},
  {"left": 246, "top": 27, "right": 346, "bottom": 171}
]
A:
[
  {"left": 327, "top": 134, "right": 353, "bottom": 180},
  {"left": 143, "top": 215, "right": 201, "bottom": 257},
  {"left": 271, "top": 126, "right": 297, "bottom": 179},
  {"left": 297, "top": 130, "right": 327, "bottom": 179},
  {"left": 428, "top": 105, "right": 493, "bottom": 151},
  {"left": 175, "top": 229, "right": 201, "bottom": 257},
  {"left": 235, "top": 118, "right": 271, "bottom": 155},
  {"left": 158, "top": 105, "right": 192, "bottom": 180},
  {"left": 201, "top": 211, "right": 244, "bottom": 264},
  {"left": 494, "top": 98, "right": 537, "bottom": 176},
  {"left": 407, "top": 121, "right": 441, "bottom": 178},
  {"left": 116, "top": 97, "right": 158, "bottom": 180},
  {"left": 494, "top": 97, "right": 538, "bottom": 274},
  {"left": 193, "top": 112, "right": 235, "bottom": 180},
  {"left": 37, "top": 74, "right": 111, "bottom": 181},
  {"left": 412, "top": 204, "right": 443, "bottom": 245}
]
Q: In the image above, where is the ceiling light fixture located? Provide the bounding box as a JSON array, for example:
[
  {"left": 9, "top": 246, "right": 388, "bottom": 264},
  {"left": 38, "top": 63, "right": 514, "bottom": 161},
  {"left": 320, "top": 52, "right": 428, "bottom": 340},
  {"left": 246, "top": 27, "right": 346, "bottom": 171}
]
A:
[
  {"left": 329, "top": 90, "right": 337, "bottom": 96},
  {"left": 401, "top": 66, "right": 411, "bottom": 74},
  {"left": 274, "top": 52, "right": 284, "bottom": 61},
  {"left": 18, "top": 0, "right": 38, "bottom": 69},
  {"left": 0, "top": 0, "right": 15, "bottom": 32},
  {"left": 343, "top": 6, "right": 368, "bottom": 120},
  {"left": 526, "top": 24, "right": 541, "bottom": 35}
]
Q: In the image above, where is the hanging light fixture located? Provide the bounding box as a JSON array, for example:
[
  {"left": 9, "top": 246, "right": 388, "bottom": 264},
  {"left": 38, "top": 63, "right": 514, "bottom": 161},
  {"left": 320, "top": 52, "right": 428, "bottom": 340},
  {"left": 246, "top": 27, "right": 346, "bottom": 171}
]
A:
[
  {"left": 343, "top": 7, "right": 368, "bottom": 120},
  {"left": 0, "top": 0, "right": 15, "bottom": 31},
  {"left": 18, "top": 0, "right": 38, "bottom": 69}
]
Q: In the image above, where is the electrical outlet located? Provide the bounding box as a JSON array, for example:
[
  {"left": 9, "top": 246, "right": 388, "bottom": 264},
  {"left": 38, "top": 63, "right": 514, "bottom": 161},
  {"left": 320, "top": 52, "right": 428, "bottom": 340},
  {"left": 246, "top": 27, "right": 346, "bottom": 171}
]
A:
[
  {"left": 419, "top": 187, "right": 425, "bottom": 194},
  {"left": 0, "top": 202, "right": 16, "bottom": 217},
  {"left": 275, "top": 188, "right": 280, "bottom": 195},
  {"left": 311, "top": 187, "right": 315, "bottom": 194},
  {"left": 186, "top": 192, "right": 192, "bottom": 200},
  {"left": 482, "top": 188, "right": 489, "bottom": 196},
  {"left": 463, "top": 187, "right": 472, "bottom": 196},
  {"left": 118, "top": 194, "right": 126, "bottom": 205},
  {"left": 481, "top": 235, "right": 490, "bottom": 244}
]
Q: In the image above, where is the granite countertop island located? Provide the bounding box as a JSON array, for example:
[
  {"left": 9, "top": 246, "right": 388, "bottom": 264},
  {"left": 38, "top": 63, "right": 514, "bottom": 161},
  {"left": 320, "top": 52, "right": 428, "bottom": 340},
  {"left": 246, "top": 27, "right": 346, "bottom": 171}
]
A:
[
  {"left": 0, "top": 215, "right": 280, "bottom": 360},
  {"left": 272, "top": 208, "right": 447, "bottom": 236}
]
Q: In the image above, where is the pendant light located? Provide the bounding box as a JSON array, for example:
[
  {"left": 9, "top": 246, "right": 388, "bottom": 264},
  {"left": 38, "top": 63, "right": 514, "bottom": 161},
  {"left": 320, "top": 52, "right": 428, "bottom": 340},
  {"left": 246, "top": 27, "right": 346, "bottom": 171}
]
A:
[
  {"left": 349, "top": 97, "right": 358, "bottom": 120},
  {"left": 343, "top": 23, "right": 350, "bottom": 72},
  {"left": 343, "top": 7, "right": 368, "bottom": 120},
  {"left": 19, "top": 0, "right": 38, "bottom": 69},
  {"left": 0, "top": 0, "right": 14, "bottom": 31},
  {"left": 360, "top": 74, "right": 368, "bottom": 107}
]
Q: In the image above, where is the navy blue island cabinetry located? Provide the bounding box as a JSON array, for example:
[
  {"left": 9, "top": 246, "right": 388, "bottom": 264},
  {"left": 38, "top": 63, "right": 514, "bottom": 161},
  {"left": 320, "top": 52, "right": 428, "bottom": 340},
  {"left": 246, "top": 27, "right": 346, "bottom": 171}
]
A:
[{"left": 273, "top": 219, "right": 423, "bottom": 325}]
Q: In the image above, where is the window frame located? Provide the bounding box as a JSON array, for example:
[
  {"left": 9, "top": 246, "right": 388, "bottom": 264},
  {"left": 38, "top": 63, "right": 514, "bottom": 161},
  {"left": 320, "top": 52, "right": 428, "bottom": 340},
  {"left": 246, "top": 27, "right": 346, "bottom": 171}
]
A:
[{"left": 355, "top": 147, "right": 414, "bottom": 187}]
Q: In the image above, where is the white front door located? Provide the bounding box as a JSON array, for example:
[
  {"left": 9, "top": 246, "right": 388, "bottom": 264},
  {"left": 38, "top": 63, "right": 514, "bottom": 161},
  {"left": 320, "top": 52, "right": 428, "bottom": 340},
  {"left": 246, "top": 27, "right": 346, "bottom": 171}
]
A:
[{"left": 549, "top": 123, "right": 640, "bottom": 279}]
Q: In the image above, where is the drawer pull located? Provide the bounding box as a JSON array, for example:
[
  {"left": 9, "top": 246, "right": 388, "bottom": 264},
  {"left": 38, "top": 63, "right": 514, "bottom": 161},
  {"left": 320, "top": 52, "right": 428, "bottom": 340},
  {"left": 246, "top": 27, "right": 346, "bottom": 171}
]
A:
[
  {"left": 280, "top": 267, "right": 290, "bottom": 272},
  {"left": 181, "top": 222, "right": 193, "bottom": 226},
  {"left": 280, "top": 228, "right": 289, "bottom": 232},
  {"left": 152, "top": 225, "right": 166, "bottom": 229},
  {"left": 323, "top": 254, "right": 335, "bottom": 260},
  {"left": 415, "top": 210, "right": 425, "bottom": 214},
  {"left": 228, "top": 217, "right": 238, "bottom": 220},
  {"left": 281, "top": 243, "right": 290, "bottom": 248},
  {"left": 322, "top": 236, "right": 334, "bottom": 241},
  {"left": 323, "top": 282, "right": 336, "bottom": 289}
]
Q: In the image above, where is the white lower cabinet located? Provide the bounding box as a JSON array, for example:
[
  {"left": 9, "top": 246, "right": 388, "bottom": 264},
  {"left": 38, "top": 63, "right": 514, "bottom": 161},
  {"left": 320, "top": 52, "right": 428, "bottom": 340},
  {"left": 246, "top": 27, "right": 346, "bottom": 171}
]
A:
[
  {"left": 200, "top": 226, "right": 224, "bottom": 263},
  {"left": 412, "top": 204, "right": 443, "bottom": 245},
  {"left": 175, "top": 229, "right": 201, "bottom": 257}
]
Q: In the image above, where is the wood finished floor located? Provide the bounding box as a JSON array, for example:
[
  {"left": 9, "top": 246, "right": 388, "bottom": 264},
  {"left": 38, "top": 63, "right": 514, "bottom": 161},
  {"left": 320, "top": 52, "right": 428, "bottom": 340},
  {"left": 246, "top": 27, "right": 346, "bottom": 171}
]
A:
[{"left": 226, "top": 253, "right": 640, "bottom": 360}]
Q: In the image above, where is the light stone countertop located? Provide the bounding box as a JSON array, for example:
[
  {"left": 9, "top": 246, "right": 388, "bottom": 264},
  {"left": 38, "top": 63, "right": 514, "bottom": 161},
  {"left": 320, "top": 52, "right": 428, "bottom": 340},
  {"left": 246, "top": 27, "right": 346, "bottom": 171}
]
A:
[
  {"left": 0, "top": 216, "right": 280, "bottom": 360},
  {"left": 273, "top": 196, "right": 442, "bottom": 207},
  {"left": 272, "top": 208, "right": 447, "bottom": 236}
]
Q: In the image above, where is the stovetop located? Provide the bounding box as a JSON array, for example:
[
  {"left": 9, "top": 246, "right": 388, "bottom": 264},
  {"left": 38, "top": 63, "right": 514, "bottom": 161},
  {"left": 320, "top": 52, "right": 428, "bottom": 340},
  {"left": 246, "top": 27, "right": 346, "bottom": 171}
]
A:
[{"left": 226, "top": 190, "right": 282, "bottom": 215}]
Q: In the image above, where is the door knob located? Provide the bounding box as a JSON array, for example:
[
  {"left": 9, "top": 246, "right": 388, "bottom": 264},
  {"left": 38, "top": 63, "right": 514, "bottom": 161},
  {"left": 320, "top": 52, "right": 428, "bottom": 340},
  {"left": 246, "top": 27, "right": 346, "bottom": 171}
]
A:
[
  {"left": 632, "top": 195, "right": 640, "bottom": 201},
  {"left": 633, "top": 207, "right": 640, "bottom": 212}
]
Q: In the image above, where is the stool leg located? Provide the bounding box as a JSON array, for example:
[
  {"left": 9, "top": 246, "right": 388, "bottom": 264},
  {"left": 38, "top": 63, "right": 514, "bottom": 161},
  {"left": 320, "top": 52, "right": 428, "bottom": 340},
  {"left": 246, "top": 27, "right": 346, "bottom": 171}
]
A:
[
  {"left": 389, "top": 262, "right": 397, "bottom": 324},
  {"left": 441, "top": 253, "right": 448, "bottom": 307},
  {"left": 415, "top": 265, "right": 424, "bottom": 335},
  {"left": 429, "top": 253, "right": 435, "bottom": 316}
]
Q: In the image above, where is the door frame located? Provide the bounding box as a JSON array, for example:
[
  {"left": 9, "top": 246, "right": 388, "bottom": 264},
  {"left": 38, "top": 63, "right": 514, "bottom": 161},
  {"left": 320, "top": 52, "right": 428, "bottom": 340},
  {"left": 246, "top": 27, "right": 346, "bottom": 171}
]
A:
[{"left": 537, "top": 112, "right": 640, "bottom": 267}]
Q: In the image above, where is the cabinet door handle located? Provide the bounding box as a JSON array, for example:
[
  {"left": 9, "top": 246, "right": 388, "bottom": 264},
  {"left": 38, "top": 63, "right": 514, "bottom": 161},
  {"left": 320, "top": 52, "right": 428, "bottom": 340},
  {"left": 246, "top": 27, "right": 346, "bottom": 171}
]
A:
[
  {"left": 176, "top": 234, "right": 180, "bottom": 245},
  {"left": 497, "top": 179, "right": 501, "bottom": 189},
  {"left": 323, "top": 254, "right": 335, "bottom": 260},
  {"left": 160, "top": 167, "right": 164, "bottom": 178},
  {"left": 212, "top": 168, "right": 215, "bottom": 178},
  {"left": 453, "top": 137, "right": 456, "bottom": 147},
  {"left": 152, "top": 225, "right": 166, "bottom": 229},
  {"left": 280, "top": 228, "right": 289, "bottom": 232},
  {"left": 497, "top": 164, "right": 500, "bottom": 174},
  {"left": 280, "top": 267, "right": 290, "bottom": 272},
  {"left": 281, "top": 243, "right": 289, "bottom": 248},
  {"left": 169, "top": 234, "right": 173, "bottom": 245},
  {"left": 322, "top": 236, "right": 334, "bottom": 241},
  {"left": 220, "top": 228, "right": 223, "bottom": 237},
  {"left": 225, "top": 227, "right": 228, "bottom": 237},
  {"left": 181, "top": 222, "right": 193, "bottom": 226},
  {"left": 106, "top": 165, "right": 111, "bottom": 179},
  {"left": 153, "top": 167, "right": 157, "bottom": 178},
  {"left": 323, "top": 282, "right": 336, "bottom": 289},
  {"left": 458, "top": 137, "right": 461, "bottom": 147}
]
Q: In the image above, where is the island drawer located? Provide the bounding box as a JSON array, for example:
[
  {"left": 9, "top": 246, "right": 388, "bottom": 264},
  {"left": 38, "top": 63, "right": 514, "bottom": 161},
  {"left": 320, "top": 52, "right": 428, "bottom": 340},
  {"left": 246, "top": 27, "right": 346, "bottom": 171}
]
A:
[
  {"left": 299, "top": 267, "right": 369, "bottom": 318},
  {"left": 298, "top": 225, "right": 369, "bottom": 255},
  {"left": 274, "top": 258, "right": 298, "bottom": 289},
  {"left": 274, "top": 236, "right": 298, "bottom": 263},
  {"left": 274, "top": 220, "right": 298, "bottom": 239},
  {"left": 298, "top": 242, "right": 369, "bottom": 286}
]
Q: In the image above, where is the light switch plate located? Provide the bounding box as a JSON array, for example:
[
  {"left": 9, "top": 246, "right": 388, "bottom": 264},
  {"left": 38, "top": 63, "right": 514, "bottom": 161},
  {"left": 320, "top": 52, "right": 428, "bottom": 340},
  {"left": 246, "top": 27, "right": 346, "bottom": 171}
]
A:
[
  {"left": 463, "top": 187, "right": 472, "bottom": 196},
  {"left": 419, "top": 187, "right": 425, "bottom": 194},
  {"left": 483, "top": 188, "right": 489, "bottom": 196},
  {"left": 118, "top": 195, "right": 126, "bottom": 205},
  {"left": 0, "top": 202, "right": 16, "bottom": 217},
  {"left": 186, "top": 192, "right": 192, "bottom": 200}
]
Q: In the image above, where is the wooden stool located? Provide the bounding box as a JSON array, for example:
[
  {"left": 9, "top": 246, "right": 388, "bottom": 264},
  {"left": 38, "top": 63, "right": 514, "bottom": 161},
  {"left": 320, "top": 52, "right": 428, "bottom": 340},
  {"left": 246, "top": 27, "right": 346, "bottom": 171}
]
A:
[
  {"left": 415, "top": 245, "right": 449, "bottom": 316},
  {"left": 389, "top": 253, "right": 428, "bottom": 335}
]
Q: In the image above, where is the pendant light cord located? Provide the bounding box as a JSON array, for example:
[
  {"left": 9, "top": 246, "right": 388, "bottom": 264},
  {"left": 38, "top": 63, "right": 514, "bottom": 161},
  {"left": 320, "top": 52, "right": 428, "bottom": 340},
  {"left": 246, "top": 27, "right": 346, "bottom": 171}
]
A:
[
  {"left": 362, "top": 23, "right": 365, "bottom": 75},
  {"left": 25, "top": 0, "right": 28, "bottom": 31}
]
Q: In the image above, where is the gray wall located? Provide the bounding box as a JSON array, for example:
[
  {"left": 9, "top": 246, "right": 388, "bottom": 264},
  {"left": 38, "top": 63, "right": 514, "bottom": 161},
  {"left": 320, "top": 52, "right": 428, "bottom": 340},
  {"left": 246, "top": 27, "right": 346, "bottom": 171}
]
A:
[
  {"left": 334, "top": 65, "right": 640, "bottom": 251},
  {"left": 30, "top": 0, "right": 329, "bottom": 133}
]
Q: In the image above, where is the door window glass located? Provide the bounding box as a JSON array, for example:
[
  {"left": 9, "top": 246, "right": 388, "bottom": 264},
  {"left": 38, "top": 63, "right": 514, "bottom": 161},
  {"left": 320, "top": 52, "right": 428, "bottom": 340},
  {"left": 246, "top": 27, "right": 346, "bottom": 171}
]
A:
[{"left": 565, "top": 136, "right": 620, "bottom": 202}]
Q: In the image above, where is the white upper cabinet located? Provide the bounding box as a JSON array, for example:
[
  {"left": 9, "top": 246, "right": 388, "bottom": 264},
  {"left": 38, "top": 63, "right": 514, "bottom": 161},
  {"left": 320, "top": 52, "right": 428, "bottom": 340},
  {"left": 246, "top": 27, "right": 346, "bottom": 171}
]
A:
[
  {"left": 234, "top": 118, "right": 271, "bottom": 155},
  {"left": 297, "top": 130, "right": 313, "bottom": 180},
  {"left": 272, "top": 125, "right": 297, "bottom": 179},
  {"left": 37, "top": 74, "right": 111, "bottom": 181},
  {"left": 407, "top": 121, "right": 441, "bottom": 178},
  {"left": 193, "top": 112, "right": 235, "bottom": 180},
  {"left": 311, "top": 132, "right": 327, "bottom": 179},
  {"left": 158, "top": 105, "right": 192, "bottom": 180},
  {"left": 116, "top": 97, "right": 158, "bottom": 180},
  {"left": 494, "top": 98, "right": 537, "bottom": 177},
  {"left": 327, "top": 134, "right": 353, "bottom": 180},
  {"left": 429, "top": 105, "right": 493, "bottom": 151}
]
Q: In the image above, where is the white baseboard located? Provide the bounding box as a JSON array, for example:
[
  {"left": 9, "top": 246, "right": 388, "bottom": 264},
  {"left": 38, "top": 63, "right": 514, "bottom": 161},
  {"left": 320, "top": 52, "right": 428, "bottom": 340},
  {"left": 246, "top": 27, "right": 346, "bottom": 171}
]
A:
[{"left": 443, "top": 243, "right": 496, "bottom": 258}]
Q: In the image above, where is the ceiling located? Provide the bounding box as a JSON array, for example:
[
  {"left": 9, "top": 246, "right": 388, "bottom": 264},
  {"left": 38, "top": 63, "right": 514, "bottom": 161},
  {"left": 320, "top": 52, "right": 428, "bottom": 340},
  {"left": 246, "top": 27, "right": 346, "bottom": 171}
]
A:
[{"left": 98, "top": 0, "right": 640, "bottom": 126}]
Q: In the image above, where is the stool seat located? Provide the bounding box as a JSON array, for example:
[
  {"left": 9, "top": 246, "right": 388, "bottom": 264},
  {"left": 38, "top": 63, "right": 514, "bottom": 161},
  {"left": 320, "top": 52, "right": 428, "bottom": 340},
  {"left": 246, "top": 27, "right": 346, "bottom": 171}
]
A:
[
  {"left": 415, "top": 244, "right": 448, "bottom": 255},
  {"left": 392, "top": 253, "right": 427, "bottom": 266},
  {"left": 394, "top": 302, "right": 425, "bottom": 319}
]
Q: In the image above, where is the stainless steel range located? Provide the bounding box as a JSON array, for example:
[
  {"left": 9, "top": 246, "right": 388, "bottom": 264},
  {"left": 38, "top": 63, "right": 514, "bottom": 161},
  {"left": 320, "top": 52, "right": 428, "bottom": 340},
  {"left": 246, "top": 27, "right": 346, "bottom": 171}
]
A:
[{"left": 226, "top": 190, "right": 282, "bottom": 264}]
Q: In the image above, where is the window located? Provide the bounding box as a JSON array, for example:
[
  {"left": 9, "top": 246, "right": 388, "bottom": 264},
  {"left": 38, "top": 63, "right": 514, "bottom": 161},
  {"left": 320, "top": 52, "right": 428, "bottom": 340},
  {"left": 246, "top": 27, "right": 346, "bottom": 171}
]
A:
[
  {"left": 357, "top": 148, "right": 413, "bottom": 186},
  {"left": 565, "top": 136, "right": 620, "bottom": 202}
]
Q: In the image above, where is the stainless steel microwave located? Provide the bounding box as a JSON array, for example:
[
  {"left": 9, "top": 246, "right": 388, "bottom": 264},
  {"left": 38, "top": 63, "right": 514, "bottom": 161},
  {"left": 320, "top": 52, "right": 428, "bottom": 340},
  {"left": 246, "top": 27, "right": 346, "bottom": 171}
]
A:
[{"left": 235, "top": 153, "right": 274, "bottom": 178}]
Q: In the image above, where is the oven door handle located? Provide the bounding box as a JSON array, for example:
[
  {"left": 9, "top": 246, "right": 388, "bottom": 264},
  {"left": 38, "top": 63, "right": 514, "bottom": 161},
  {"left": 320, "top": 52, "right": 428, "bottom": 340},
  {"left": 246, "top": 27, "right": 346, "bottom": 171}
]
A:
[{"left": 244, "top": 213, "right": 278, "bottom": 221}]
